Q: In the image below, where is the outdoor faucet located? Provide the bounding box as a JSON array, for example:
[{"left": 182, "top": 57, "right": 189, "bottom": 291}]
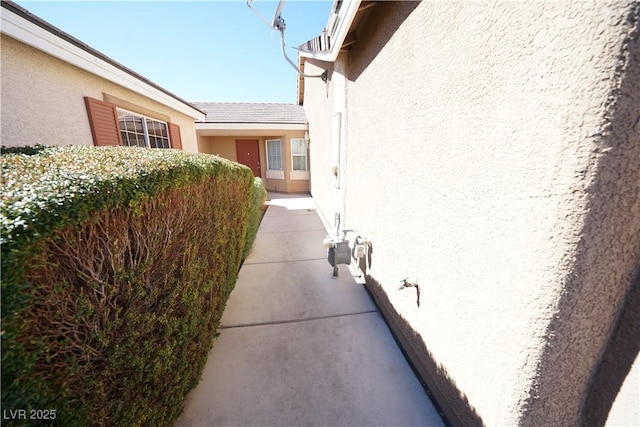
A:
[{"left": 399, "top": 278, "right": 420, "bottom": 308}]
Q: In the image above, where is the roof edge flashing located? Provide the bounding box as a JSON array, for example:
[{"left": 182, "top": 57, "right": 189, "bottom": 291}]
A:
[
  {"left": 299, "top": 0, "right": 361, "bottom": 63},
  {"left": 196, "top": 123, "right": 308, "bottom": 131},
  {"left": 1, "top": 2, "right": 205, "bottom": 120}
]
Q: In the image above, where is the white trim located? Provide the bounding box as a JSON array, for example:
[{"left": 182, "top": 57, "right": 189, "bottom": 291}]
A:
[
  {"left": 196, "top": 123, "right": 308, "bottom": 131},
  {"left": 333, "top": 56, "right": 348, "bottom": 232},
  {"left": 299, "top": 0, "right": 361, "bottom": 63},
  {"left": 266, "top": 170, "right": 285, "bottom": 180},
  {"left": 1, "top": 9, "right": 205, "bottom": 121},
  {"left": 265, "top": 138, "right": 283, "bottom": 172},
  {"left": 117, "top": 108, "right": 170, "bottom": 149},
  {"left": 290, "top": 170, "right": 310, "bottom": 180},
  {"left": 290, "top": 138, "right": 308, "bottom": 173}
]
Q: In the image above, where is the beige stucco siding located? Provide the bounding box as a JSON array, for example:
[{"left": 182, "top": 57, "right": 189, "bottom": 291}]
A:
[
  {"left": 305, "top": 1, "right": 639, "bottom": 425},
  {"left": 197, "top": 131, "right": 310, "bottom": 193},
  {"left": 303, "top": 59, "right": 336, "bottom": 224},
  {"left": 1, "top": 35, "right": 198, "bottom": 151},
  {"left": 199, "top": 136, "right": 239, "bottom": 161}
]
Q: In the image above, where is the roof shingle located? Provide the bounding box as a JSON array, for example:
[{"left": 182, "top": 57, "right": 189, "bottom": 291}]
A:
[{"left": 192, "top": 102, "right": 307, "bottom": 124}]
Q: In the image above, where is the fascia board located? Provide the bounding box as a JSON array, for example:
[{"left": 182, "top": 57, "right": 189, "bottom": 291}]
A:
[
  {"left": 196, "top": 123, "right": 309, "bottom": 131},
  {"left": 1, "top": 9, "right": 205, "bottom": 121},
  {"left": 299, "top": 0, "right": 361, "bottom": 63}
]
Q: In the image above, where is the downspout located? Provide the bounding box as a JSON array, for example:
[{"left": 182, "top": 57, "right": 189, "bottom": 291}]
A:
[{"left": 333, "top": 53, "right": 348, "bottom": 235}]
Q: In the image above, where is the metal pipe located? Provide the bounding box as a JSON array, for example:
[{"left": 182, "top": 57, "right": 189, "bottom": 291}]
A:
[{"left": 279, "top": 29, "right": 326, "bottom": 79}]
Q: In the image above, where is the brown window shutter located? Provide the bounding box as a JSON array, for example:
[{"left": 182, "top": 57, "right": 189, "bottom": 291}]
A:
[
  {"left": 84, "top": 97, "right": 123, "bottom": 146},
  {"left": 168, "top": 123, "right": 182, "bottom": 149}
]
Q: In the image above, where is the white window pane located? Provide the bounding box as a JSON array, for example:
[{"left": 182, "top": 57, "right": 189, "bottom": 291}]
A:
[
  {"left": 153, "top": 137, "right": 169, "bottom": 148},
  {"left": 135, "top": 134, "right": 146, "bottom": 147},
  {"left": 267, "top": 140, "right": 282, "bottom": 170},
  {"left": 117, "top": 109, "right": 170, "bottom": 149},
  {"left": 146, "top": 119, "right": 168, "bottom": 139},
  {"left": 291, "top": 139, "right": 306, "bottom": 155},
  {"left": 292, "top": 155, "right": 307, "bottom": 171},
  {"left": 120, "top": 131, "right": 131, "bottom": 146},
  {"left": 133, "top": 117, "right": 144, "bottom": 133}
]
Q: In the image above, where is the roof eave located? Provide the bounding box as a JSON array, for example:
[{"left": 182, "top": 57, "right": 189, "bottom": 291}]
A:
[
  {"left": 299, "top": 0, "right": 362, "bottom": 63},
  {"left": 1, "top": 1, "right": 205, "bottom": 121},
  {"left": 196, "top": 122, "right": 308, "bottom": 129}
]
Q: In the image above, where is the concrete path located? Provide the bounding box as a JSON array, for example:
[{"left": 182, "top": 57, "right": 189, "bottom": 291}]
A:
[{"left": 175, "top": 193, "right": 445, "bottom": 427}]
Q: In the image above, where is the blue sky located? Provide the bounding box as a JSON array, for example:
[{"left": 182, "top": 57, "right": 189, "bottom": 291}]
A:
[{"left": 15, "top": 1, "right": 333, "bottom": 103}]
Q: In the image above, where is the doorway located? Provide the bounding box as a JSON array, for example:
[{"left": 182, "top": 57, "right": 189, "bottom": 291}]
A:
[{"left": 236, "top": 139, "right": 261, "bottom": 177}]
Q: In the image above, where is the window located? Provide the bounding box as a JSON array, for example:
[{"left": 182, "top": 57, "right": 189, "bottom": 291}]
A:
[
  {"left": 118, "top": 109, "right": 170, "bottom": 148},
  {"left": 84, "top": 97, "right": 182, "bottom": 149},
  {"left": 266, "top": 139, "right": 282, "bottom": 170},
  {"left": 291, "top": 138, "right": 307, "bottom": 171}
]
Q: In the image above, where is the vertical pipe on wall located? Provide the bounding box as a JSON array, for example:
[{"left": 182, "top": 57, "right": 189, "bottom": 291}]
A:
[{"left": 333, "top": 55, "right": 348, "bottom": 233}]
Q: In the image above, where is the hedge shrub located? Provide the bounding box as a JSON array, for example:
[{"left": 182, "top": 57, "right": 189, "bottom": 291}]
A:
[
  {"left": 1, "top": 146, "right": 255, "bottom": 426},
  {"left": 242, "top": 177, "right": 267, "bottom": 260}
]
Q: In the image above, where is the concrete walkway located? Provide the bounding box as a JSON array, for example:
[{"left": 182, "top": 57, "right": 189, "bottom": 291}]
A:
[{"left": 175, "top": 193, "right": 445, "bottom": 427}]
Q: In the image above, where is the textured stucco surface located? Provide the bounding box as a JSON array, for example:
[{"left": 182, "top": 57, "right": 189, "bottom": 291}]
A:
[
  {"left": 304, "top": 1, "right": 639, "bottom": 425},
  {"left": 198, "top": 136, "right": 240, "bottom": 161},
  {"left": 304, "top": 60, "right": 336, "bottom": 223},
  {"left": 1, "top": 35, "right": 198, "bottom": 151},
  {"left": 198, "top": 131, "right": 310, "bottom": 193}
]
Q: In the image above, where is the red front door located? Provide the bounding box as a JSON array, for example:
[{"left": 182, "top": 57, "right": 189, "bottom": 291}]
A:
[{"left": 235, "top": 139, "right": 261, "bottom": 177}]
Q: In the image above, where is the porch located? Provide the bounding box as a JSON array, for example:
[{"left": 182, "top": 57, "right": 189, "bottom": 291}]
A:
[{"left": 194, "top": 102, "right": 311, "bottom": 194}]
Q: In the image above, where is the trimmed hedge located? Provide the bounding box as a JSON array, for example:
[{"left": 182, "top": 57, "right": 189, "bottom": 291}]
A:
[
  {"left": 242, "top": 177, "right": 267, "bottom": 260},
  {"left": 1, "top": 146, "right": 255, "bottom": 426}
]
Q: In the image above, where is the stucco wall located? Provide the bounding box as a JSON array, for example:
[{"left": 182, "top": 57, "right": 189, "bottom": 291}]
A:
[
  {"left": 303, "top": 59, "right": 336, "bottom": 225},
  {"left": 198, "top": 136, "right": 239, "bottom": 160},
  {"left": 1, "top": 35, "right": 198, "bottom": 152},
  {"left": 197, "top": 132, "right": 310, "bottom": 193},
  {"left": 264, "top": 130, "right": 310, "bottom": 193},
  {"left": 305, "top": 1, "right": 639, "bottom": 425}
]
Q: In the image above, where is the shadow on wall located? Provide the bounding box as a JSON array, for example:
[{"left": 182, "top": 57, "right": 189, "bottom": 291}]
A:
[
  {"left": 522, "top": 6, "right": 640, "bottom": 425},
  {"left": 584, "top": 269, "right": 640, "bottom": 424},
  {"left": 357, "top": 243, "right": 484, "bottom": 426},
  {"left": 347, "top": 1, "right": 421, "bottom": 82}
]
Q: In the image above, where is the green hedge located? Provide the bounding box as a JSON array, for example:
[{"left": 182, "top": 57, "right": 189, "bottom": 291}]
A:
[
  {"left": 242, "top": 177, "right": 267, "bottom": 260},
  {"left": 1, "top": 146, "right": 255, "bottom": 426}
]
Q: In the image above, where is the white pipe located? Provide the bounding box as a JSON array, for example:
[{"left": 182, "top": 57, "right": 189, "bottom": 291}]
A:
[{"left": 279, "top": 29, "right": 326, "bottom": 79}]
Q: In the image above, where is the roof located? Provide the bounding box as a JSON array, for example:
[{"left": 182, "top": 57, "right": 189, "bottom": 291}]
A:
[
  {"left": 297, "top": 0, "right": 375, "bottom": 62},
  {"left": 1, "top": 1, "right": 205, "bottom": 120},
  {"left": 193, "top": 102, "right": 308, "bottom": 125},
  {"left": 297, "top": 0, "right": 377, "bottom": 105}
]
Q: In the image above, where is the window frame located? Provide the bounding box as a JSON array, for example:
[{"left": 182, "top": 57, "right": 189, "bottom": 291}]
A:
[
  {"left": 290, "top": 138, "right": 308, "bottom": 171},
  {"left": 265, "top": 138, "right": 284, "bottom": 180},
  {"left": 290, "top": 137, "right": 310, "bottom": 181},
  {"left": 117, "top": 108, "right": 171, "bottom": 149}
]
